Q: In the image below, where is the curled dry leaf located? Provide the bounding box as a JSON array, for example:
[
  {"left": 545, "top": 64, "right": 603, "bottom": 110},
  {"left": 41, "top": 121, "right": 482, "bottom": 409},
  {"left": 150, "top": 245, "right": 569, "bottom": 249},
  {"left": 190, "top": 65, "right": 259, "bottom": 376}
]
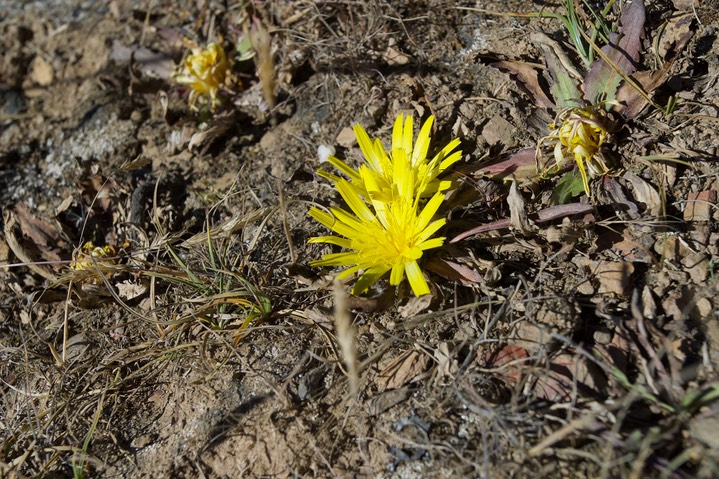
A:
[
  {"left": 424, "top": 254, "right": 499, "bottom": 287},
  {"left": 508, "top": 181, "right": 535, "bottom": 235},
  {"left": 475, "top": 148, "right": 549, "bottom": 183},
  {"left": 492, "top": 59, "right": 555, "bottom": 109},
  {"left": 622, "top": 171, "right": 662, "bottom": 216},
  {"left": 434, "top": 342, "right": 459, "bottom": 380}
]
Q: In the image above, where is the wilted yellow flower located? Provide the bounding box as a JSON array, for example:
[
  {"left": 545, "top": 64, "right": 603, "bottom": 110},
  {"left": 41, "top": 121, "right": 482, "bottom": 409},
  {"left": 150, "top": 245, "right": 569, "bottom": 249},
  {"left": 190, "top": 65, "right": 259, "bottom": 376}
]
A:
[
  {"left": 174, "top": 43, "right": 229, "bottom": 110},
  {"left": 71, "top": 242, "right": 118, "bottom": 283},
  {"left": 310, "top": 115, "right": 460, "bottom": 296},
  {"left": 545, "top": 106, "right": 611, "bottom": 195},
  {"left": 319, "top": 114, "right": 462, "bottom": 203}
]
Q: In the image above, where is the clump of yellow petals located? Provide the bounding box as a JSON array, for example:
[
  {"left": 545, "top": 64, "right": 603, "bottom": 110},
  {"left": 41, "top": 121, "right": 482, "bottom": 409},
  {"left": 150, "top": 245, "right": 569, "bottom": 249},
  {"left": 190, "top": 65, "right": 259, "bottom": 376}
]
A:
[
  {"left": 309, "top": 116, "right": 461, "bottom": 297},
  {"left": 71, "top": 242, "right": 118, "bottom": 283},
  {"left": 319, "top": 115, "right": 462, "bottom": 202},
  {"left": 545, "top": 106, "right": 611, "bottom": 195},
  {"left": 174, "top": 43, "right": 230, "bottom": 110}
]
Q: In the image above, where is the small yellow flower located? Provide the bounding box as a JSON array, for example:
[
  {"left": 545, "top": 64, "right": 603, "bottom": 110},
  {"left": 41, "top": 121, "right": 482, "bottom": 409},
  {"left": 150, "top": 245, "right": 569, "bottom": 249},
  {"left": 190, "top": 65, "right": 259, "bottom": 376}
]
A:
[
  {"left": 310, "top": 115, "right": 460, "bottom": 296},
  {"left": 319, "top": 114, "right": 462, "bottom": 203},
  {"left": 174, "top": 43, "right": 229, "bottom": 110},
  {"left": 71, "top": 242, "right": 118, "bottom": 283},
  {"left": 544, "top": 106, "right": 611, "bottom": 195}
]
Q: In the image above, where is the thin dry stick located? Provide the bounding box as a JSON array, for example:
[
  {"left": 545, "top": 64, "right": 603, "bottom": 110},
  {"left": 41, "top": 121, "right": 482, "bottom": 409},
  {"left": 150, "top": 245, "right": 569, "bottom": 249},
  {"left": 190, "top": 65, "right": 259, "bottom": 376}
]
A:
[
  {"left": 333, "top": 280, "right": 358, "bottom": 402},
  {"left": 277, "top": 179, "right": 297, "bottom": 263}
]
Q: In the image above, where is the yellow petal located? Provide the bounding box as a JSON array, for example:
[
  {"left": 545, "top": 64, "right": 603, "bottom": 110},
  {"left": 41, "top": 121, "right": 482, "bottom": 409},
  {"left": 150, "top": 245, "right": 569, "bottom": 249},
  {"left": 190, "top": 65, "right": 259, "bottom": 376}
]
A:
[
  {"left": 405, "top": 260, "right": 430, "bottom": 296},
  {"left": 412, "top": 115, "right": 434, "bottom": 166}
]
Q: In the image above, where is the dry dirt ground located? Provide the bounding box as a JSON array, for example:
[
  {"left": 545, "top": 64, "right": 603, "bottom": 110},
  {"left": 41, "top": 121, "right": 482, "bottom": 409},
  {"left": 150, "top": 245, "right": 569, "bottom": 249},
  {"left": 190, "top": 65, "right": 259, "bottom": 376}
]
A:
[{"left": 2, "top": 1, "right": 719, "bottom": 478}]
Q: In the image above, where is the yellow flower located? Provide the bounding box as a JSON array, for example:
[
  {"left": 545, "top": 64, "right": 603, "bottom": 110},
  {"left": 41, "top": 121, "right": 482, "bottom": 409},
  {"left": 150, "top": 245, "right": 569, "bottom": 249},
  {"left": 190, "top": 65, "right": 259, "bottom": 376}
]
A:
[
  {"left": 319, "top": 114, "right": 462, "bottom": 203},
  {"left": 71, "top": 242, "right": 118, "bottom": 283},
  {"left": 309, "top": 115, "right": 459, "bottom": 296},
  {"left": 308, "top": 180, "right": 446, "bottom": 297},
  {"left": 174, "top": 43, "right": 229, "bottom": 110},
  {"left": 546, "top": 106, "right": 610, "bottom": 195}
]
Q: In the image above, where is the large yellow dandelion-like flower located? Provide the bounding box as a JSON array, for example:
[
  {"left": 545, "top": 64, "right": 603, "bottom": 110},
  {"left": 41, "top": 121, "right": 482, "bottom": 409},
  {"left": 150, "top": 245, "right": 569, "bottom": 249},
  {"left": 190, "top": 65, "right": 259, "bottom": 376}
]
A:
[
  {"left": 308, "top": 180, "right": 446, "bottom": 296},
  {"left": 319, "top": 114, "right": 462, "bottom": 203},
  {"left": 545, "top": 106, "right": 611, "bottom": 195},
  {"left": 309, "top": 115, "right": 461, "bottom": 296},
  {"left": 174, "top": 43, "right": 229, "bottom": 110}
]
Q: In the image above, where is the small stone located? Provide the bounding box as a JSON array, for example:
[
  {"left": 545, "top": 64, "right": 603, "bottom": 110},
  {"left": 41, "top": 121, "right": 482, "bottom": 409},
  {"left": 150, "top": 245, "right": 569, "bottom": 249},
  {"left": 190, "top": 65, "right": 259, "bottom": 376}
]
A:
[
  {"left": 335, "top": 126, "right": 356, "bottom": 148},
  {"left": 131, "top": 433, "right": 155, "bottom": 448},
  {"left": 593, "top": 330, "right": 612, "bottom": 344},
  {"left": 577, "top": 280, "right": 595, "bottom": 295},
  {"left": 696, "top": 298, "right": 712, "bottom": 318},
  {"left": 642, "top": 286, "right": 658, "bottom": 319},
  {"left": 383, "top": 46, "right": 410, "bottom": 65},
  {"left": 684, "top": 190, "right": 716, "bottom": 222},
  {"left": 682, "top": 252, "right": 709, "bottom": 284},
  {"left": 481, "top": 115, "right": 516, "bottom": 147},
  {"left": 596, "top": 261, "right": 635, "bottom": 296},
  {"left": 29, "top": 56, "right": 54, "bottom": 86},
  {"left": 654, "top": 234, "right": 692, "bottom": 262}
]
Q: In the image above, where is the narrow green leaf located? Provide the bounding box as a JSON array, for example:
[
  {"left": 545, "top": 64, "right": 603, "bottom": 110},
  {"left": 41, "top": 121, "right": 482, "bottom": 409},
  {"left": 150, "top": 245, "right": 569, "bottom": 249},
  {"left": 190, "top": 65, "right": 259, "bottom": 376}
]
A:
[{"left": 542, "top": 45, "right": 583, "bottom": 108}]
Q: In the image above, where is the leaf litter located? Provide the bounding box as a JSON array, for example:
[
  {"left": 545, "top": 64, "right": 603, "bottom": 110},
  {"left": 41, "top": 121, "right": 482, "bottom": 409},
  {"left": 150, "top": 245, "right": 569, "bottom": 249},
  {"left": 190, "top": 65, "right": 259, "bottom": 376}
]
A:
[{"left": 0, "top": 1, "right": 718, "bottom": 478}]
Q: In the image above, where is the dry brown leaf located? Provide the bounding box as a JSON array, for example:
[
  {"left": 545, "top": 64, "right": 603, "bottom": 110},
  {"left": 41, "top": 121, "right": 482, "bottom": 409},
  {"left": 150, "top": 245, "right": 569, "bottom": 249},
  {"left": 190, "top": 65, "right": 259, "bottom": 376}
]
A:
[
  {"left": 485, "top": 344, "right": 530, "bottom": 387},
  {"left": 657, "top": 12, "right": 694, "bottom": 59},
  {"left": 623, "top": 171, "right": 662, "bottom": 216},
  {"left": 398, "top": 294, "right": 432, "bottom": 319},
  {"left": 424, "top": 257, "right": 482, "bottom": 285},
  {"left": 116, "top": 280, "right": 148, "bottom": 301},
  {"left": 376, "top": 349, "right": 429, "bottom": 391},
  {"left": 508, "top": 181, "right": 535, "bottom": 235},
  {"left": 3, "top": 206, "right": 64, "bottom": 280},
  {"left": 532, "top": 353, "right": 608, "bottom": 402},
  {"left": 493, "top": 60, "right": 554, "bottom": 109}
]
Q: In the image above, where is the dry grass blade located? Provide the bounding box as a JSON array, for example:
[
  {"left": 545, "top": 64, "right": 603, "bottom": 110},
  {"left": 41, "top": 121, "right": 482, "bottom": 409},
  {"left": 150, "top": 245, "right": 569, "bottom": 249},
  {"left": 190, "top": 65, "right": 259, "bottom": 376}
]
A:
[{"left": 333, "top": 280, "right": 358, "bottom": 402}]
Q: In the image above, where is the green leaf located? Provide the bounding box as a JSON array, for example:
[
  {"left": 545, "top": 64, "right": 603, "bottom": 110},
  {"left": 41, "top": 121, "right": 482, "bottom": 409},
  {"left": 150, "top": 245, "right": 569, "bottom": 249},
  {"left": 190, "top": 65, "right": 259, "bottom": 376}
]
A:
[
  {"left": 551, "top": 171, "right": 586, "bottom": 204},
  {"left": 235, "top": 35, "right": 255, "bottom": 61},
  {"left": 541, "top": 45, "right": 583, "bottom": 108}
]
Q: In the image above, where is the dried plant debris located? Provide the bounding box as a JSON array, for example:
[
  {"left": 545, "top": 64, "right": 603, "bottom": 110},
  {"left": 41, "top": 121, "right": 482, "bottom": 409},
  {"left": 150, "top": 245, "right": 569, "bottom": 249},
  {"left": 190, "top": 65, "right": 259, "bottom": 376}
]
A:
[{"left": 0, "top": 1, "right": 718, "bottom": 478}]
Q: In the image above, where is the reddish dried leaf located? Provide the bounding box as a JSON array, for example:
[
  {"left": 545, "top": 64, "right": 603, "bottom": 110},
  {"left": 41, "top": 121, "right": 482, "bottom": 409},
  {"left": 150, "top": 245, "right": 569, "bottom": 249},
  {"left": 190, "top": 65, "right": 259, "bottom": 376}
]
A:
[
  {"left": 450, "top": 203, "right": 594, "bottom": 243},
  {"left": 475, "top": 148, "right": 552, "bottom": 182},
  {"left": 485, "top": 344, "right": 530, "bottom": 386},
  {"left": 584, "top": 0, "right": 645, "bottom": 104}
]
